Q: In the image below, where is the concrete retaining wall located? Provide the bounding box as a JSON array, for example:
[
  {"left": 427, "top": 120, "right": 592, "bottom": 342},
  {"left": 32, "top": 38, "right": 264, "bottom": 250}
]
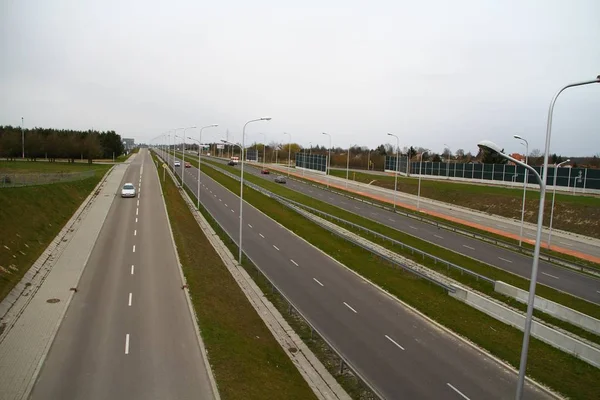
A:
[
  {"left": 450, "top": 285, "right": 600, "bottom": 368},
  {"left": 495, "top": 281, "right": 600, "bottom": 335}
]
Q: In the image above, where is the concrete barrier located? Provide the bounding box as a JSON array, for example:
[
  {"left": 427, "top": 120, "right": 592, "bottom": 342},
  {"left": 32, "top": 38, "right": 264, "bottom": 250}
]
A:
[
  {"left": 495, "top": 281, "right": 600, "bottom": 335},
  {"left": 450, "top": 285, "right": 600, "bottom": 368}
]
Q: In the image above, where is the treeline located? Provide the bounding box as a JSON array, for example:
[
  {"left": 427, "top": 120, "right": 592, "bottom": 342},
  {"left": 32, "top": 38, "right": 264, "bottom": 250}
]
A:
[{"left": 0, "top": 126, "right": 125, "bottom": 163}]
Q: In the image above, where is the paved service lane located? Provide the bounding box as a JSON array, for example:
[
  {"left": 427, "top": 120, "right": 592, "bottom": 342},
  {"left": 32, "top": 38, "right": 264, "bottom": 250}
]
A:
[
  {"left": 163, "top": 150, "right": 552, "bottom": 400},
  {"left": 31, "top": 150, "right": 214, "bottom": 400},
  {"left": 186, "top": 153, "right": 600, "bottom": 305}
]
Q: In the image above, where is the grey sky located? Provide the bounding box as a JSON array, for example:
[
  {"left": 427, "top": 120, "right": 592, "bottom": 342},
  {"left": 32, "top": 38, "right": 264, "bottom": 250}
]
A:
[{"left": 1, "top": 0, "right": 599, "bottom": 156}]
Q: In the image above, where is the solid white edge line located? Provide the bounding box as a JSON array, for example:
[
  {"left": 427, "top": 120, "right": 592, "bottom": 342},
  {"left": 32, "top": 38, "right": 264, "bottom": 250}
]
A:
[
  {"left": 128, "top": 293, "right": 132, "bottom": 306},
  {"left": 343, "top": 302, "right": 357, "bottom": 313},
  {"left": 131, "top": 265, "right": 134, "bottom": 275},
  {"left": 132, "top": 245, "right": 136, "bottom": 253},
  {"left": 446, "top": 383, "right": 470, "bottom": 400},
  {"left": 259, "top": 233, "right": 265, "bottom": 238},
  {"left": 273, "top": 245, "right": 280, "bottom": 251},
  {"left": 541, "top": 272, "right": 560, "bottom": 279},
  {"left": 290, "top": 259, "right": 299, "bottom": 266},
  {"left": 462, "top": 245, "right": 475, "bottom": 250},
  {"left": 125, "top": 334, "right": 130, "bottom": 354},
  {"left": 313, "top": 277, "right": 324, "bottom": 286},
  {"left": 384, "top": 334, "right": 405, "bottom": 350},
  {"left": 498, "top": 257, "right": 512, "bottom": 263}
]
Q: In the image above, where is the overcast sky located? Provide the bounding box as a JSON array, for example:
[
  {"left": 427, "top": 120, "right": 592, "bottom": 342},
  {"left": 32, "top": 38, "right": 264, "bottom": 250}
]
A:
[{"left": 1, "top": 0, "right": 599, "bottom": 156}]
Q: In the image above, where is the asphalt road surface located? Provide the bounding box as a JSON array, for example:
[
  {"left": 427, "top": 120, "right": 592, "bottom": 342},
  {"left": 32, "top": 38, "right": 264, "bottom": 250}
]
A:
[
  {"left": 163, "top": 150, "right": 552, "bottom": 400},
  {"left": 191, "top": 153, "right": 600, "bottom": 305},
  {"left": 30, "top": 149, "right": 214, "bottom": 400}
]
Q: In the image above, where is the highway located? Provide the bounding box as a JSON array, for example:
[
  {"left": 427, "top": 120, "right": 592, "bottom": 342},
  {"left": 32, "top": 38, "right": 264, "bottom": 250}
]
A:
[
  {"left": 191, "top": 153, "right": 600, "bottom": 305},
  {"left": 30, "top": 149, "right": 215, "bottom": 400},
  {"left": 162, "top": 149, "right": 551, "bottom": 400},
  {"left": 279, "top": 163, "right": 600, "bottom": 261}
]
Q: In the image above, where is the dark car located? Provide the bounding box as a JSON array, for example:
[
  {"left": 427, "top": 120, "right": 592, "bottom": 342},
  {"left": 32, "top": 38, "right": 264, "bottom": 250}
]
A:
[
  {"left": 261, "top": 168, "right": 270, "bottom": 174},
  {"left": 274, "top": 175, "right": 286, "bottom": 184},
  {"left": 228, "top": 161, "right": 235, "bottom": 166}
]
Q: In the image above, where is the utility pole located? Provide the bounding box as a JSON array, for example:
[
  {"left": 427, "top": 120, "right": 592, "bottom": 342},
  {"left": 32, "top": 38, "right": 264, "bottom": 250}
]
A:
[{"left": 21, "top": 117, "right": 25, "bottom": 159}]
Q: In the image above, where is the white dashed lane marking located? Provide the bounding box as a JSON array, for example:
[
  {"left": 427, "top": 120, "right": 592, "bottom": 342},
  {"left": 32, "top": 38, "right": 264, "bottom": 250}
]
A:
[
  {"left": 290, "top": 259, "right": 299, "bottom": 267},
  {"left": 343, "top": 302, "right": 357, "bottom": 313},
  {"left": 313, "top": 278, "right": 324, "bottom": 287},
  {"left": 385, "top": 335, "right": 405, "bottom": 350},
  {"left": 541, "top": 272, "right": 559, "bottom": 279}
]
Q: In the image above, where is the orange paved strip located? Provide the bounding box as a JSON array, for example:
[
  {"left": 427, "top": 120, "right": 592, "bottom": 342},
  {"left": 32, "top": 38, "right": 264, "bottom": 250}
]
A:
[{"left": 267, "top": 165, "right": 600, "bottom": 264}]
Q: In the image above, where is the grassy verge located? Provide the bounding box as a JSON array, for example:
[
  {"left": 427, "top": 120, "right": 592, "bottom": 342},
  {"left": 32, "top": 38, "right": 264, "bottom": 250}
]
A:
[
  {"left": 188, "top": 156, "right": 600, "bottom": 400},
  {"left": 0, "top": 165, "right": 111, "bottom": 302},
  {"left": 153, "top": 153, "right": 317, "bottom": 400},
  {"left": 0, "top": 160, "right": 110, "bottom": 173},
  {"left": 184, "top": 155, "right": 600, "bottom": 326}
]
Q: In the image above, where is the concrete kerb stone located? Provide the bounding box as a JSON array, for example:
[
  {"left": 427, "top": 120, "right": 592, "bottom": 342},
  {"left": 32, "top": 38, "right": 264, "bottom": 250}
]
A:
[
  {"left": 157, "top": 152, "right": 350, "bottom": 400},
  {"left": 152, "top": 155, "right": 220, "bottom": 400},
  {"left": 0, "top": 163, "right": 117, "bottom": 341}
]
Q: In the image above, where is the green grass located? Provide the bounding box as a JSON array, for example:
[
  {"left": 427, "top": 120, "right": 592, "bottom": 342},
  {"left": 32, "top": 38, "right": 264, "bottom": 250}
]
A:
[
  {"left": 185, "top": 154, "right": 600, "bottom": 322},
  {"left": 187, "top": 156, "right": 600, "bottom": 400},
  {"left": 0, "top": 165, "right": 111, "bottom": 303},
  {"left": 328, "top": 169, "right": 600, "bottom": 238},
  {"left": 0, "top": 160, "right": 109, "bottom": 173},
  {"left": 153, "top": 153, "right": 317, "bottom": 400}
]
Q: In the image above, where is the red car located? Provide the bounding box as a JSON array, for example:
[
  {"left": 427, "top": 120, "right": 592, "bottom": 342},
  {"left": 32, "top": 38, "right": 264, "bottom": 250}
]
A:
[
  {"left": 261, "top": 168, "right": 270, "bottom": 174},
  {"left": 185, "top": 162, "right": 191, "bottom": 168}
]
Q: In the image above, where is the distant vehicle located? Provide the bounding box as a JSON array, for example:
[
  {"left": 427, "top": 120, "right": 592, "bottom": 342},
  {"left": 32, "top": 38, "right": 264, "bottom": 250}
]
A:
[
  {"left": 185, "top": 162, "right": 191, "bottom": 168},
  {"left": 121, "top": 183, "right": 136, "bottom": 198},
  {"left": 261, "top": 168, "right": 270, "bottom": 174},
  {"left": 230, "top": 156, "right": 239, "bottom": 165},
  {"left": 228, "top": 160, "right": 235, "bottom": 166},
  {"left": 174, "top": 161, "right": 181, "bottom": 167},
  {"left": 274, "top": 175, "right": 286, "bottom": 184}
]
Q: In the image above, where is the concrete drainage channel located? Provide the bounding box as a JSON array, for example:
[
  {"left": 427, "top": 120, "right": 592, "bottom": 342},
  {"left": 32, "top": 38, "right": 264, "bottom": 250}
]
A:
[
  {"left": 198, "top": 158, "right": 600, "bottom": 369},
  {"left": 156, "top": 153, "right": 371, "bottom": 400}
]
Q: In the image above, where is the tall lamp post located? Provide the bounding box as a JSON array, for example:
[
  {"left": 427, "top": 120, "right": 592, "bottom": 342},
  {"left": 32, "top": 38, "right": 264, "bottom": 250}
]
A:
[
  {"left": 443, "top": 143, "right": 451, "bottom": 178},
  {"left": 283, "top": 132, "right": 291, "bottom": 176},
  {"left": 548, "top": 159, "right": 571, "bottom": 249},
  {"left": 226, "top": 117, "right": 271, "bottom": 264},
  {"left": 345, "top": 144, "right": 357, "bottom": 189},
  {"left": 514, "top": 134, "right": 529, "bottom": 247},
  {"left": 322, "top": 132, "right": 332, "bottom": 188},
  {"left": 182, "top": 126, "right": 197, "bottom": 186},
  {"left": 21, "top": 117, "right": 25, "bottom": 159},
  {"left": 478, "top": 72, "right": 599, "bottom": 400},
  {"left": 417, "top": 150, "right": 429, "bottom": 210},
  {"left": 173, "top": 134, "right": 185, "bottom": 186},
  {"left": 259, "top": 132, "right": 267, "bottom": 170},
  {"left": 387, "top": 133, "right": 400, "bottom": 209}
]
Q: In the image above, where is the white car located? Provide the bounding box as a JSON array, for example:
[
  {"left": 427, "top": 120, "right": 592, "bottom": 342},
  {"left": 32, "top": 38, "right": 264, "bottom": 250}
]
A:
[
  {"left": 174, "top": 161, "right": 181, "bottom": 167},
  {"left": 121, "top": 183, "right": 136, "bottom": 198}
]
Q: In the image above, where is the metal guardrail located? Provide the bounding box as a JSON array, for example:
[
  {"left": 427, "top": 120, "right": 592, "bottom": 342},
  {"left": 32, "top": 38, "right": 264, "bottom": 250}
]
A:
[
  {"left": 0, "top": 170, "right": 97, "bottom": 188},
  {"left": 195, "top": 156, "right": 492, "bottom": 288},
  {"left": 270, "top": 170, "right": 599, "bottom": 276},
  {"left": 154, "top": 149, "right": 384, "bottom": 399}
]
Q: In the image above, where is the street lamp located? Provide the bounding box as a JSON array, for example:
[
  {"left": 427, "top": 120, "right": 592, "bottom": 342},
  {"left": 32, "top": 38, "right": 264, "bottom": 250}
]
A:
[
  {"left": 514, "top": 134, "right": 529, "bottom": 247},
  {"left": 322, "top": 132, "right": 332, "bottom": 188},
  {"left": 345, "top": 144, "right": 357, "bottom": 189},
  {"left": 388, "top": 133, "right": 400, "bottom": 209},
  {"left": 196, "top": 124, "right": 218, "bottom": 209},
  {"left": 443, "top": 143, "right": 451, "bottom": 178},
  {"left": 283, "top": 132, "right": 291, "bottom": 176},
  {"left": 21, "top": 117, "right": 24, "bottom": 159},
  {"left": 548, "top": 159, "right": 571, "bottom": 249},
  {"left": 173, "top": 134, "right": 185, "bottom": 186},
  {"left": 230, "top": 117, "right": 271, "bottom": 265},
  {"left": 259, "top": 132, "right": 267, "bottom": 170},
  {"left": 182, "top": 126, "right": 197, "bottom": 185},
  {"left": 417, "top": 150, "right": 430, "bottom": 210},
  {"left": 479, "top": 74, "right": 600, "bottom": 400}
]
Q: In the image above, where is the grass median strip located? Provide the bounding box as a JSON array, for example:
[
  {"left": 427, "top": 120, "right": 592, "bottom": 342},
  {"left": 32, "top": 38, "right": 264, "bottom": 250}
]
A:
[
  {"left": 189, "top": 156, "right": 600, "bottom": 400},
  {"left": 154, "top": 154, "right": 316, "bottom": 400},
  {"left": 0, "top": 164, "right": 111, "bottom": 303},
  {"left": 182, "top": 155, "right": 600, "bottom": 336}
]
